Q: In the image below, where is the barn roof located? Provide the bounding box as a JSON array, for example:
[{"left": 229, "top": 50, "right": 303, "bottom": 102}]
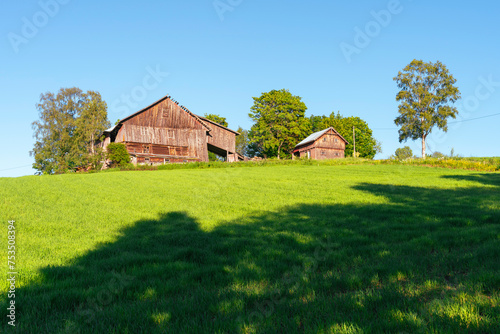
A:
[
  {"left": 295, "top": 127, "right": 349, "bottom": 147},
  {"left": 104, "top": 94, "right": 235, "bottom": 134},
  {"left": 199, "top": 116, "right": 239, "bottom": 135},
  {"left": 104, "top": 124, "right": 118, "bottom": 133}
]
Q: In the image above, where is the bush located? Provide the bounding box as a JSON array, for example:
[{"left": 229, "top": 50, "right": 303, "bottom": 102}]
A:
[
  {"left": 106, "top": 143, "right": 130, "bottom": 167},
  {"left": 431, "top": 151, "right": 446, "bottom": 158},
  {"left": 394, "top": 146, "right": 413, "bottom": 160}
]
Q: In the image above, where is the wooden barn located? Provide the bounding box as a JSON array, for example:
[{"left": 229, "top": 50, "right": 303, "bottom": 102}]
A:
[
  {"left": 100, "top": 95, "right": 240, "bottom": 165},
  {"left": 292, "top": 127, "right": 348, "bottom": 160}
]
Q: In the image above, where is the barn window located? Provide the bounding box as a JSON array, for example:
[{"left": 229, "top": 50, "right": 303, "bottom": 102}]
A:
[
  {"left": 335, "top": 138, "right": 339, "bottom": 143},
  {"left": 323, "top": 137, "right": 327, "bottom": 142},
  {"left": 162, "top": 105, "right": 170, "bottom": 117},
  {"left": 321, "top": 150, "right": 326, "bottom": 155},
  {"left": 143, "top": 145, "right": 150, "bottom": 154}
]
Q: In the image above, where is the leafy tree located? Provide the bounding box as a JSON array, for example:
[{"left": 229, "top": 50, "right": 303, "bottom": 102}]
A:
[
  {"left": 235, "top": 126, "right": 249, "bottom": 156},
  {"left": 394, "top": 60, "right": 461, "bottom": 159},
  {"left": 320, "top": 112, "right": 378, "bottom": 159},
  {"left": 75, "top": 91, "right": 110, "bottom": 167},
  {"left": 374, "top": 140, "right": 383, "bottom": 155},
  {"left": 204, "top": 114, "right": 228, "bottom": 127},
  {"left": 31, "top": 88, "right": 110, "bottom": 174},
  {"left": 106, "top": 143, "right": 130, "bottom": 167},
  {"left": 249, "top": 89, "right": 310, "bottom": 159},
  {"left": 395, "top": 146, "right": 413, "bottom": 160},
  {"left": 246, "top": 140, "right": 263, "bottom": 158},
  {"left": 208, "top": 152, "right": 224, "bottom": 162},
  {"left": 309, "top": 115, "right": 325, "bottom": 132}
]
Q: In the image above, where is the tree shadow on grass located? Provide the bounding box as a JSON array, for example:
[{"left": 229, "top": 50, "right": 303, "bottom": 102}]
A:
[
  {"left": 441, "top": 173, "right": 500, "bottom": 188},
  {"left": 2, "top": 182, "right": 500, "bottom": 333}
]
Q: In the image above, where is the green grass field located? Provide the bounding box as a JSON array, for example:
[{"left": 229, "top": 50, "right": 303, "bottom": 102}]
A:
[{"left": 1, "top": 164, "right": 499, "bottom": 333}]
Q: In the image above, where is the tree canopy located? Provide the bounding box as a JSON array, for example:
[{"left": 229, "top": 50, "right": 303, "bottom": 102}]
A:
[
  {"left": 31, "top": 88, "right": 110, "bottom": 174},
  {"left": 320, "top": 112, "right": 380, "bottom": 159},
  {"left": 204, "top": 114, "right": 228, "bottom": 127},
  {"left": 235, "top": 126, "right": 249, "bottom": 156},
  {"left": 309, "top": 115, "right": 324, "bottom": 133},
  {"left": 249, "top": 89, "right": 310, "bottom": 159},
  {"left": 394, "top": 60, "right": 461, "bottom": 158},
  {"left": 394, "top": 146, "right": 413, "bottom": 160}
]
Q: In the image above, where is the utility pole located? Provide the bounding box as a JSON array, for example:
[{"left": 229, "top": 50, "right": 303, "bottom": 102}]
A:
[{"left": 353, "top": 126, "right": 356, "bottom": 158}]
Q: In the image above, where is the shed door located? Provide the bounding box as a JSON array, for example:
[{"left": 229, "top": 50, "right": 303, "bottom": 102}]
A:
[{"left": 307, "top": 151, "right": 310, "bottom": 159}]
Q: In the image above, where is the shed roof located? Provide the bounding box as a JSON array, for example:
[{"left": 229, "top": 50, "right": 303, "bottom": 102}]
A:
[{"left": 295, "top": 127, "right": 349, "bottom": 147}]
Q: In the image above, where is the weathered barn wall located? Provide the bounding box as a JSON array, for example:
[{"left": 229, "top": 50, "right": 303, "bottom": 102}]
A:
[
  {"left": 118, "top": 98, "right": 208, "bottom": 161},
  {"left": 311, "top": 132, "right": 346, "bottom": 159},
  {"left": 293, "top": 128, "right": 347, "bottom": 160},
  {"left": 205, "top": 123, "right": 236, "bottom": 153},
  {"left": 103, "top": 96, "right": 237, "bottom": 164},
  {"left": 124, "top": 99, "right": 204, "bottom": 129}
]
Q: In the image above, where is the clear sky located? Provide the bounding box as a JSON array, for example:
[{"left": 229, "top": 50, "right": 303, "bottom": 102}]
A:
[{"left": 1, "top": 0, "right": 499, "bottom": 177}]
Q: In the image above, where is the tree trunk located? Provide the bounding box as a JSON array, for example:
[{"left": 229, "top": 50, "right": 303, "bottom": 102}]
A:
[
  {"left": 90, "top": 133, "right": 95, "bottom": 155},
  {"left": 277, "top": 142, "right": 283, "bottom": 160},
  {"left": 422, "top": 134, "right": 426, "bottom": 159}
]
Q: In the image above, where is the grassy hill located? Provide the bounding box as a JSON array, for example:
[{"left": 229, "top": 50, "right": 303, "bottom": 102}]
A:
[{"left": 1, "top": 164, "right": 499, "bottom": 333}]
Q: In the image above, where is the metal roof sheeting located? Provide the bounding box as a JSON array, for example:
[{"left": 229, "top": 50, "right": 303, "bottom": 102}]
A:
[{"left": 294, "top": 127, "right": 349, "bottom": 147}]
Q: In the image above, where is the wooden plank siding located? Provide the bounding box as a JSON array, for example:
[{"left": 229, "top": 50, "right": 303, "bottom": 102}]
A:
[
  {"left": 101, "top": 95, "right": 238, "bottom": 165},
  {"left": 293, "top": 128, "right": 347, "bottom": 160},
  {"left": 205, "top": 123, "right": 236, "bottom": 155}
]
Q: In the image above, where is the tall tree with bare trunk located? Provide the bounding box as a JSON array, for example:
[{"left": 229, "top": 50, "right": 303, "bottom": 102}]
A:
[{"left": 394, "top": 60, "right": 461, "bottom": 158}]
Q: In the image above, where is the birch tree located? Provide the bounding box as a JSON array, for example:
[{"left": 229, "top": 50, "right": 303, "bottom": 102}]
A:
[{"left": 31, "top": 88, "right": 110, "bottom": 174}]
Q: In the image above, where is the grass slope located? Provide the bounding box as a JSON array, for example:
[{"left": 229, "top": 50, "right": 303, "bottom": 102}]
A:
[{"left": 1, "top": 165, "right": 499, "bottom": 333}]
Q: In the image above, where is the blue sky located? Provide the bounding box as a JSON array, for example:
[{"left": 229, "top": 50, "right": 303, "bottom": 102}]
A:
[{"left": 1, "top": 0, "right": 499, "bottom": 177}]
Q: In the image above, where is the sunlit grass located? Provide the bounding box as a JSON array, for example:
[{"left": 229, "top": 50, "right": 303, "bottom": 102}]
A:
[{"left": 0, "top": 164, "right": 499, "bottom": 333}]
